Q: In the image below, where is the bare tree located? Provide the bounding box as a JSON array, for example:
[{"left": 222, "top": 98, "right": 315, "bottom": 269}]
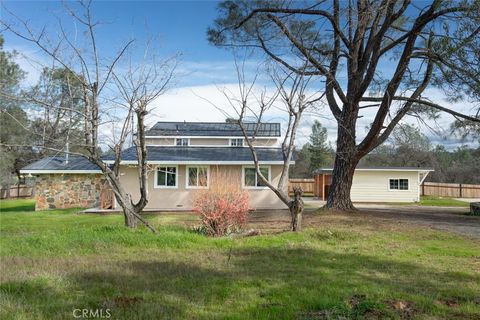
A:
[
  {"left": 107, "top": 50, "right": 177, "bottom": 229},
  {"left": 1, "top": 1, "right": 177, "bottom": 231},
  {"left": 208, "top": 0, "right": 480, "bottom": 210},
  {"left": 218, "top": 61, "right": 323, "bottom": 231}
]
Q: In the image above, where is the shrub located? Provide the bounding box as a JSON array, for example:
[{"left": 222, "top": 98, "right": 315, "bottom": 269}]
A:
[{"left": 192, "top": 169, "right": 249, "bottom": 236}]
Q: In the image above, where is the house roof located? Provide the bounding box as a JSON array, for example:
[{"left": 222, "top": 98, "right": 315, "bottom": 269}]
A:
[
  {"left": 21, "top": 146, "right": 291, "bottom": 174},
  {"left": 314, "top": 166, "right": 434, "bottom": 174},
  {"left": 102, "top": 146, "right": 289, "bottom": 164},
  {"left": 145, "top": 121, "right": 281, "bottom": 137},
  {"left": 20, "top": 156, "right": 102, "bottom": 174}
]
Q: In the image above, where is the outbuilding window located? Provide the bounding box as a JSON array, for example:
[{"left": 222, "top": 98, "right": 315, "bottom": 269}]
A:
[
  {"left": 389, "top": 178, "right": 409, "bottom": 190},
  {"left": 155, "top": 166, "right": 177, "bottom": 188},
  {"left": 243, "top": 166, "right": 270, "bottom": 188},
  {"left": 187, "top": 166, "right": 209, "bottom": 188}
]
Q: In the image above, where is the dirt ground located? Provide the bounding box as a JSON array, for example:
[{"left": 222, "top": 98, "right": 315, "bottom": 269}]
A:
[{"left": 248, "top": 205, "right": 480, "bottom": 239}]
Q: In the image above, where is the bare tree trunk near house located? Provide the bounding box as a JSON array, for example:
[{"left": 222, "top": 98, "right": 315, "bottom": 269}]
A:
[
  {"left": 216, "top": 60, "right": 323, "bottom": 231},
  {"left": 289, "top": 187, "right": 304, "bottom": 231}
]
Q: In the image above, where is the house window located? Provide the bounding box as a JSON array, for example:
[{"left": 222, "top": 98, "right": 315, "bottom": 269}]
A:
[
  {"left": 389, "top": 178, "right": 409, "bottom": 190},
  {"left": 244, "top": 166, "right": 270, "bottom": 188},
  {"left": 230, "top": 138, "right": 243, "bottom": 147},
  {"left": 176, "top": 138, "right": 189, "bottom": 146},
  {"left": 187, "top": 166, "right": 208, "bottom": 188},
  {"left": 155, "top": 166, "right": 177, "bottom": 188}
]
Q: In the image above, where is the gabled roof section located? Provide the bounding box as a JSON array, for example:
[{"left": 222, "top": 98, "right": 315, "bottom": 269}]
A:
[
  {"left": 102, "top": 146, "right": 290, "bottom": 164},
  {"left": 145, "top": 121, "right": 281, "bottom": 137},
  {"left": 20, "top": 156, "right": 102, "bottom": 174}
]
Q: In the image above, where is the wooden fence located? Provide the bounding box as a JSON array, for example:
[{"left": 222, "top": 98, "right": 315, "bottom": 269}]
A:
[
  {"left": 0, "top": 185, "right": 34, "bottom": 199},
  {"left": 288, "top": 179, "right": 315, "bottom": 196},
  {"left": 421, "top": 182, "right": 480, "bottom": 198}
]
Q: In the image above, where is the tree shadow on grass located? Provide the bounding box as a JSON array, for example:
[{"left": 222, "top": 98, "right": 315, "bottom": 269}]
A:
[
  {"left": 0, "top": 201, "right": 35, "bottom": 212},
  {"left": 1, "top": 248, "right": 479, "bottom": 319}
]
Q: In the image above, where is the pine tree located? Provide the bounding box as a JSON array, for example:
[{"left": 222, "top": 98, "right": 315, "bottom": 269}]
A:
[{"left": 307, "top": 120, "right": 331, "bottom": 173}]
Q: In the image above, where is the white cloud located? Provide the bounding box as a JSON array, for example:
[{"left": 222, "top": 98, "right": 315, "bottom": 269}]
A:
[
  {"left": 146, "top": 84, "right": 241, "bottom": 125},
  {"left": 145, "top": 84, "right": 479, "bottom": 150}
]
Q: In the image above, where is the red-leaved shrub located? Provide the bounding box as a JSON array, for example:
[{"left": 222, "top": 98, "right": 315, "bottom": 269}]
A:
[{"left": 193, "top": 169, "right": 249, "bottom": 236}]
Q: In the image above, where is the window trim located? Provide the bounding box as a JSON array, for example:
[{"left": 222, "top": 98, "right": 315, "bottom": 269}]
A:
[
  {"left": 185, "top": 165, "right": 210, "bottom": 189},
  {"left": 388, "top": 178, "right": 409, "bottom": 191},
  {"left": 230, "top": 138, "right": 244, "bottom": 147},
  {"left": 175, "top": 138, "right": 190, "bottom": 146},
  {"left": 242, "top": 165, "right": 271, "bottom": 189},
  {"left": 154, "top": 165, "right": 178, "bottom": 189}
]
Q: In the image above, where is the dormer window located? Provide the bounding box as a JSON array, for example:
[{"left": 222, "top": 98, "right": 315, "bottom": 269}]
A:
[
  {"left": 230, "top": 138, "right": 243, "bottom": 147},
  {"left": 176, "top": 138, "right": 189, "bottom": 146}
]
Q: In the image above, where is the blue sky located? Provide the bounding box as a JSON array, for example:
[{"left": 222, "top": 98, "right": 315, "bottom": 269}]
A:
[
  {"left": 3, "top": 1, "right": 222, "bottom": 58},
  {"left": 2, "top": 1, "right": 238, "bottom": 86},
  {"left": 2, "top": 1, "right": 478, "bottom": 149}
]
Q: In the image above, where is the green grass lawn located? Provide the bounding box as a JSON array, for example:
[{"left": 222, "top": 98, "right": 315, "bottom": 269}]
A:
[
  {"left": 1, "top": 199, "right": 479, "bottom": 319},
  {"left": 419, "top": 196, "right": 471, "bottom": 207}
]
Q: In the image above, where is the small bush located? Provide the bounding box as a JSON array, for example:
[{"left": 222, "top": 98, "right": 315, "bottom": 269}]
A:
[{"left": 193, "top": 169, "right": 249, "bottom": 236}]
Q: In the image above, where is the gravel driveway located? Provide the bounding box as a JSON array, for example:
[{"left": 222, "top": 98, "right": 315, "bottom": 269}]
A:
[
  {"left": 250, "top": 203, "right": 480, "bottom": 239},
  {"left": 356, "top": 205, "right": 480, "bottom": 239}
]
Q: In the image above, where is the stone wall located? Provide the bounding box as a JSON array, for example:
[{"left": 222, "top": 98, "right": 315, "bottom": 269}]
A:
[{"left": 35, "top": 174, "right": 110, "bottom": 210}]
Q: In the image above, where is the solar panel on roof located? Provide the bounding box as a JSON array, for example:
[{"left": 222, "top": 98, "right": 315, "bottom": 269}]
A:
[{"left": 146, "top": 121, "right": 281, "bottom": 137}]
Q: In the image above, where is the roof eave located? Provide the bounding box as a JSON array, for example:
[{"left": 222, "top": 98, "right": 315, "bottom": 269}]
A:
[
  {"left": 20, "top": 169, "right": 103, "bottom": 174},
  {"left": 144, "top": 135, "right": 281, "bottom": 138},
  {"left": 315, "top": 168, "right": 435, "bottom": 173},
  {"left": 102, "top": 160, "right": 293, "bottom": 165}
]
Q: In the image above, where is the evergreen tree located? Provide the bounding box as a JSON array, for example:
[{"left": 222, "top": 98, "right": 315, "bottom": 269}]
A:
[
  {"left": 0, "top": 35, "right": 30, "bottom": 186},
  {"left": 27, "top": 67, "right": 86, "bottom": 155},
  {"left": 308, "top": 120, "right": 331, "bottom": 173},
  {"left": 290, "top": 144, "right": 311, "bottom": 178}
]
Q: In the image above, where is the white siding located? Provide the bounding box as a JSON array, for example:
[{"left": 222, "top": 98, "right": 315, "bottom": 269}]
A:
[
  {"left": 350, "top": 171, "right": 420, "bottom": 202},
  {"left": 190, "top": 138, "right": 229, "bottom": 146},
  {"left": 145, "top": 138, "right": 175, "bottom": 145}
]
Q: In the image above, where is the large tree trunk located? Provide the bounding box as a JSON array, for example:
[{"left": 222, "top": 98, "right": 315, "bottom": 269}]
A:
[
  {"left": 325, "top": 114, "right": 359, "bottom": 211},
  {"left": 326, "top": 153, "right": 358, "bottom": 210},
  {"left": 289, "top": 187, "right": 304, "bottom": 231}
]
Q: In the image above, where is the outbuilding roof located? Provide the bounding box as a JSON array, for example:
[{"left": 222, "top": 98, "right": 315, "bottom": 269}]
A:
[
  {"left": 145, "top": 121, "right": 281, "bottom": 137},
  {"left": 103, "top": 146, "right": 289, "bottom": 164},
  {"left": 20, "top": 156, "right": 102, "bottom": 174},
  {"left": 314, "top": 166, "right": 434, "bottom": 174}
]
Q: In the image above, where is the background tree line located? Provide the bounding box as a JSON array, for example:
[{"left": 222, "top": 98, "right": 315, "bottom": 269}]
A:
[
  {"left": 0, "top": 35, "right": 86, "bottom": 186},
  {"left": 291, "top": 120, "right": 480, "bottom": 184}
]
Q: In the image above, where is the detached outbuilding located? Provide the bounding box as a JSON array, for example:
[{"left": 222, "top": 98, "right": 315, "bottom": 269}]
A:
[
  {"left": 20, "top": 156, "right": 109, "bottom": 210},
  {"left": 314, "top": 167, "right": 433, "bottom": 203}
]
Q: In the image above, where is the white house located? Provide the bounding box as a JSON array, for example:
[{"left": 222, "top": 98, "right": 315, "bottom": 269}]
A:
[
  {"left": 21, "top": 121, "right": 292, "bottom": 211},
  {"left": 314, "top": 167, "right": 433, "bottom": 202}
]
